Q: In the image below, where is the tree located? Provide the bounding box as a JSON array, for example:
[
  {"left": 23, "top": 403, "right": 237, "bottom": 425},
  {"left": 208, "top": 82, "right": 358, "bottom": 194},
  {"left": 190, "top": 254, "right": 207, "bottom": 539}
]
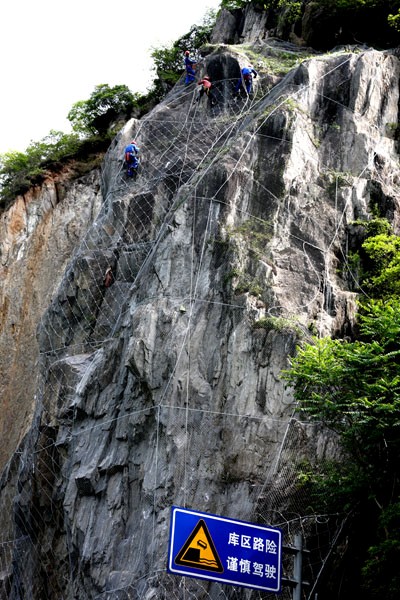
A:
[
  {"left": 150, "top": 9, "right": 217, "bottom": 99},
  {"left": 285, "top": 299, "right": 400, "bottom": 466},
  {"left": 283, "top": 282, "right": 400, "bottom": 597},
  {"left": 67, "top": 84, "right": 137, "bottom": 136},
  {"left": 361, "top": 233, "right": 400, "bottom": 297},
  {"left": 0, "top": 130, "right": 89, "bottom": 206},
  {"left": 221, "top": 0, "right": 400, "bottom": 47},
  {"left": 0, "top": 83, "right": 142, "bottom": 207}
]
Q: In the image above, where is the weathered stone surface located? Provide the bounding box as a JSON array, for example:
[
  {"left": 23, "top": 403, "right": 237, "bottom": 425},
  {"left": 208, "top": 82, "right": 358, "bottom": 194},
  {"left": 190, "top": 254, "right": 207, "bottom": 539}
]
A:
[
  {"left": 211, "top": 6, "right": 272, "bottom": 45},
  {"left": 0, "top": 170, "right": 102, "bottom": 469},
  {"left": 0, "top": 42, "right": 399, "bottom": 598},
  {"left": 212, "top": 3, "right": 400, "bottom": 50}
]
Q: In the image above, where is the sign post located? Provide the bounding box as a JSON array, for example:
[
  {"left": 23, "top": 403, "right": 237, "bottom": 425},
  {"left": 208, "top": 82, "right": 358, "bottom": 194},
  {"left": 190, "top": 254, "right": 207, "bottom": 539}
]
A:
[{"left": 168, "top": 506, "right": 282, "bottom": 593}]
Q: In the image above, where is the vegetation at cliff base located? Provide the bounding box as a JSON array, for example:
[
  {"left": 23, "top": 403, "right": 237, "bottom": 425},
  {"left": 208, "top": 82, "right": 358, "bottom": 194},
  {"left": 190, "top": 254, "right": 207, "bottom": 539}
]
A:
[{"left": 283, "top": 218, "right": 400, "bottom": 599}]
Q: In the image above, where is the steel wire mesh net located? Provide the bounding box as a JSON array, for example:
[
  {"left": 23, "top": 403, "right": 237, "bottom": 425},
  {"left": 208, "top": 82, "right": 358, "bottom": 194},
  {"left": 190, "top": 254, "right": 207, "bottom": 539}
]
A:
[{"left": 1, "top": 53, "right": 386, "bottom": 598}]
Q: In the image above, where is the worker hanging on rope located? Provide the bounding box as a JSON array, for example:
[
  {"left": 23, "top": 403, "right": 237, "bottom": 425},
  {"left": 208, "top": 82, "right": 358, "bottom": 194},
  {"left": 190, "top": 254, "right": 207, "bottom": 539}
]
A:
[
  {"left": 124, "top": 140, "right": 140, "bottom": 178},
  {"left": 103, "top": 266, "right": 114, "bottom": 288},
  {"left": 184, "top": 50, "right": 196, "bottom": 85},
  {"left": 234, "top": 66, "right": 258, "bottom": 95},
  {"left": 196, "top": 75, "right": 216, "bottom": 106}
]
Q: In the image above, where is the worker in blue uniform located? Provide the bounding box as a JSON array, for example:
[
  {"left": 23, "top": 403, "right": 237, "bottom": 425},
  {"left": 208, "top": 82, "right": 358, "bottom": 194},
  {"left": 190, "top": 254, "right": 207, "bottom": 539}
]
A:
[
  {"left": 124, "top": 140, "right": 140, "bottom": 177},
  {"left": 234, "top": 66, "right": 258, "bottom": 94},
  {"left": 184, "top": 50, "right": 196, "bottom": 85}
]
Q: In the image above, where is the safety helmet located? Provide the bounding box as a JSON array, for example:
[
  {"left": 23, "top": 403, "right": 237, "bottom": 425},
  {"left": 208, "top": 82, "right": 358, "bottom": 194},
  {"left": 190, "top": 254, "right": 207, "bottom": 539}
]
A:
[
  {"left": 131, "top": 140, "right": 137, "bottom": 145},
  {"left": 185, "top": 50, "right": 190, "bottom": 55}
]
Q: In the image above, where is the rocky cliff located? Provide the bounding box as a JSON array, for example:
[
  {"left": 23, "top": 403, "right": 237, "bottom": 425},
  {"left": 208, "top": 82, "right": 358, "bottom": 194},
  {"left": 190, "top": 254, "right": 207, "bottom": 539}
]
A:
[{"left": 0, "top": 34, "right": 399, "bottom": 599}]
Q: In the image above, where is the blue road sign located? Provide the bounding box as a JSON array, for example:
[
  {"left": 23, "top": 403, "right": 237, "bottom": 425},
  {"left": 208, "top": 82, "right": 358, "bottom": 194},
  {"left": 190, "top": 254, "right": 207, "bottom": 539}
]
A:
[{"left": 167, "top": 506, "right": 282, "bottom": 592}]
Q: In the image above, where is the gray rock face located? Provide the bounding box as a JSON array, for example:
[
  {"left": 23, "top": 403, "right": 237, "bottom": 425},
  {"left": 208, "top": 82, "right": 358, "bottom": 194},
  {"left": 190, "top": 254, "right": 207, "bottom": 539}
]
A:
[
  {"left": 211, "top": 6, "right": 270, "bottom": 45},
  {"left": 0, "top": 44, "right": 399, "bottom": 598},
  {"left": 0, "top": 170, "right": 102, "bottom": 468}
]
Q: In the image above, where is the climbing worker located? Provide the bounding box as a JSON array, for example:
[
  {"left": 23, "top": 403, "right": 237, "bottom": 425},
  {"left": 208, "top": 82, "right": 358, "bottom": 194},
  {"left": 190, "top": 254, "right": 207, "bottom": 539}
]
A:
[
  {"left": 196, "top": 75, "right": 216, "bottom": 106},
  {"left": 104, "top": 266, "right": 114, "bottom": 288},
  {"left": 125, "top": 140, "right": 139, "bottom": 162},
  {"left": 234, "top": 66, "right": 258, "bottom": 95},
  {"left": 184, "top": 50, "right": 196, "bottom": 85},
  {"left": 124, "top": 140, "right": 140, "bottom": 178}
]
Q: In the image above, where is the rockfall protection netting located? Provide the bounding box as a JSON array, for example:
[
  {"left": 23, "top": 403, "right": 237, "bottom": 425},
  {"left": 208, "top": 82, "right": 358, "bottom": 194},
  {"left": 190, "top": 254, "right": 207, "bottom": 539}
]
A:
[
  {"left": 1, "top": 50, "right": 395, "bottom": 599},
  {"left": 1, "top": 411, "right": 344, "bottom": 600}
]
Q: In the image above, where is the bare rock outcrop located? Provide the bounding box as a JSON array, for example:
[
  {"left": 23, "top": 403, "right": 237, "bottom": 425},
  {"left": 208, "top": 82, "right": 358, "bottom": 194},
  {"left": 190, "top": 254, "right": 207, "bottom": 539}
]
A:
[
  {"left": 0, "top": 170, "right": 102, "bottom": 469},
  {"left": 0, "top": 43, "right": 399, "bottom": 599}
]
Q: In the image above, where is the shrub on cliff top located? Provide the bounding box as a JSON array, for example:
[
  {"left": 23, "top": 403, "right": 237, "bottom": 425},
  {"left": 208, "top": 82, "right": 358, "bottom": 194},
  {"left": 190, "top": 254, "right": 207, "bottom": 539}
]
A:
[
  {"left": 0, "top": 131, "right": 81, "bottom": 205},
  {"left": 150, "top": 9, "right": 217, "bottom": 99},
  {"left": 0, "top": 130, "right": 108, "bottom": 208},
  {"left": 67, "top": 84, "right": 137, "bottom": 136}
]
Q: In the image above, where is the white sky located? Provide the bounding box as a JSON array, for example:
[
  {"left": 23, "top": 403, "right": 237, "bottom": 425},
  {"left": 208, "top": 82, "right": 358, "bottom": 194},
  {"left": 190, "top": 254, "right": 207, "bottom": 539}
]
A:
[{"left": 0, "top": 0, "right": 221, "bottom": 154}]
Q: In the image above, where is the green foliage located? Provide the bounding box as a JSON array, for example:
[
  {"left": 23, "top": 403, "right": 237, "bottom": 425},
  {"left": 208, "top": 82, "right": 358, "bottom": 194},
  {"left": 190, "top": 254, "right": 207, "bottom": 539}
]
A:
[
  {"left": 388, "top": 9, "right": 400, "bottom": 30},
  {"left": 323, "top": 170, "right": 352, "bottom": 201},
  {"left": 0, "top": 130, "right": 82, "bottom": 205},
  {"left": 322, "top": 0, "right": 400, "bottom": 10},
  {"left": 1, "top": 82, "right": 139, "bottom": 206},
  {"left": 361, "top": 216, "right": 393, "bottom": 238},
  {"left": 286, "top": 300, "right": 400, "bottom": 438},
  {"left": 0, "top": 10, "right": 217, "bottom": 206},
  {"left": 178, "top": 9, "right": 217, "bottom": 51},
  {"left": 344, "top": 249, "right": 362, "bottom": 282},
  {"left": 223, "top": 265, "right": 265, "bottom": 297},
  {"left": 295, "top": 458, "right": 368, "bottom": 512},
  {"left": 277, "top": 0, "right": 302, "bottom": 24},
  {"left": 361, "top": 233, "right": 400, "bottom": 296},
  {"left": 0, "top": 150, "right": 43, "bottom": 205},
  {"left": 221, "top": 0, "right": 300, "bottom": 11},
  {"left": 150, "top": 10, "right": 216, "bottom": 98},
  {"left": 235, "top": 275, "right": 264, "bottom": 295},
  {"left": 221, "top": 0, "right": 400, "bottom": 36},
  {"left": 67, "top": 84, "right": 136, "bottom": 136},
  {"left": 0, "top": 13, "right": 216, "bottom": 206},
  {"left": 258, "top": 51, "right": 302, "bottom": 75},
  {"left": 229, "top": 218, "right": 273, "bottom": 258},
  {"left": 151, "top": 45, "right": 184, "bottom": 91},
  {"left": 253, "top": 315, "right": 301, "bottom": 335},
  {"left": 362, "top": 232, "right": 400, "bottom": 268},
  {"left": 285, "top": 217, "right": 400, "bottom": 593},
  {"left": 31, "top": 129, "right": 83, "bottom": 162},
  {"left": 385, "top": 121, "right": 400, "bottom": 139},
  {"left": 362, "top": 501, "right": 400, "bottom": 600},
  {"left": 343, "top": 218, "right": 400, "bottom": 296},
  {"left": 221, "top": 0, "right": 253, "bottom": 9},
  {"left": 224, "top": 267, "right": 241, "bottom": 283},
  {"left": 283, "top": 294, "right": 400, "bottom": 596}
]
